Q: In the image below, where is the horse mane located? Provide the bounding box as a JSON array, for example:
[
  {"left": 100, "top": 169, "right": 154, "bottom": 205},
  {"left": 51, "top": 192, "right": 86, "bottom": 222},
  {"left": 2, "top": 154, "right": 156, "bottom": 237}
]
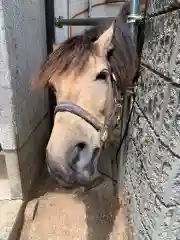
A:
[
  {"left": 33, "top": 2, "right": 139, "bottom": 92},
  {"left": 34, "top": 26, "right": 102, "bottom": 87}
]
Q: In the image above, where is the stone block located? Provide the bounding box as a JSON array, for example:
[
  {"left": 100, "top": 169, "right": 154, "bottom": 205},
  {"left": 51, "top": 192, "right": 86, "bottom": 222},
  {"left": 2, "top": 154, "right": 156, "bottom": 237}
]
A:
[
  {"left": 125, "top": 143, "right": 180, "bottom": 239},
  {"left": 0, "top": 200, "right": 24, "bottom": 240},
  {"left": 14, "top": 89, "right": 48, "bottom": 148},
  {"left": 0, "top": 0, "right": 48, "bottom": 150},
  {"left": 126, "top": 105, "right": 180, "bottom": 206},
  {"left": 143, "top": 10, "right": 180, "bottom": 84},
  {"left": 147, "top": 0, "right": 179, "bottom": 14},
  {"left": 136, "top": 67, "right": 180, "bottom": 156},
  {"left": 18, "top": 114, "right": 49, "bottom": 199},
  {"left": 124, "top": 3, "right": 180, "bottom": 240},
  {"left": 0, "top": 154, "right": 11, "bottom": 199},
  {"left": 0, "top": 87, "right": 17, "bottom": 149},
  {"left": 1, "top": 112, "right": 49, "bottom": 200},
  {"left": 136, "top": 68, "right": 167, "bottom": 128}
]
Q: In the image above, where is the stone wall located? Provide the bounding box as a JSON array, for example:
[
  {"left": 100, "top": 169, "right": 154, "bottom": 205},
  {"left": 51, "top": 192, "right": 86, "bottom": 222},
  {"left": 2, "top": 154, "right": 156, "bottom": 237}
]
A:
[
  {"left": 124, "top": 1, "right": 180, "bottom": 239},
  {"left": 0, "top": 0, "right": 49, "bottom": 199}
]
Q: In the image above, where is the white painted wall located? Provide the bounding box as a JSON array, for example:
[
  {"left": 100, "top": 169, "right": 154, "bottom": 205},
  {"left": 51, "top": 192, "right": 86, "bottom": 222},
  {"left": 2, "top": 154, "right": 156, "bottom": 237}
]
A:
[
  {"left": 0, "top": 0, "right": 48, "bottom": 150},
  {"left": 54, "top": 0, "right": 68, "bottom": 44},
  {"left": 0, "top": 0, "right": 49, "bottom": 199}
]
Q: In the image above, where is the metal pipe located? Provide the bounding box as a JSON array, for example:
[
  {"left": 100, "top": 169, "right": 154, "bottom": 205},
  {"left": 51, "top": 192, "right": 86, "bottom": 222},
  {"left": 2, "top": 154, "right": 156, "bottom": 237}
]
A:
[
  {"left": 128, "top": 0, "right": 141, "bottom": 44},
  {"left": 55, "top": 17, "right": 116, "bottom": 27},
  {"left": 45, "top": 0, "right": 56, "bottom": 129},
  {"left": 88, "top": 0, "right": 92, "bottom": 18},
  {"left": 45, "top": 0, "right": 55, "bottom": 54},
  {"left": 117, "top": 0, "right": 142, "bottom": 196},
  {"left": 131, "top": 0, "right": 140, "bottom": 18},
  {"left": 67, "top": 0, "right": 70, "bottom": 38}
]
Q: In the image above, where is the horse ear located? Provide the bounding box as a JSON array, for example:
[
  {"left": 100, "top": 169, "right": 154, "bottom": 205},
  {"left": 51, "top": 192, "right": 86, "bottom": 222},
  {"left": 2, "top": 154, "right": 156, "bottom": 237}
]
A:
[{"left": 94, "top": 22, "right": 114, "bottom": 56}]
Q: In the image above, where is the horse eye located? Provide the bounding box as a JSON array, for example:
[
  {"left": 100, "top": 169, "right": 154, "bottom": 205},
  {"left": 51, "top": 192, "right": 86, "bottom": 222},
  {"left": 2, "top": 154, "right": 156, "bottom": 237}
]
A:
[{"left": 95, "top": 71, "right": 109, "bottom": 81}]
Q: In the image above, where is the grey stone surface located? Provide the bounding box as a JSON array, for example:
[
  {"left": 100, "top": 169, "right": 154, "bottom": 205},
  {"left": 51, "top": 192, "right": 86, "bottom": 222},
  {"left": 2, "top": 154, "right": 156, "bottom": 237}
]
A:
[
  {"left": 0, "top": 1, "right": 17, "bottom": 150},
  {"left": 0, "top": 0, "right": 48, "bottom": 150},
  {"left": 0, "top": 154, "right": 11, "bottom": 200},
  {"left": 0, "top": 200, "right": 24, "bottom": 240},
  {"left": 123, "top": 24, "right": 180, "bottom": 239},
  {"left": 2, "top": 114, "right": 49, "bottom": 200},
  {"left": 143, "top": 10, "right": 180, "bottom": 84},
  {"left": 136, "top": 68, "right": 180, "bottom": 156},
  {"left": 124, "top": 105, "right": 180, "bottom": 239},
  {"left": 147, "top": 0, "right": 179, "bottom": 14},
  {"left": 4, "top": 150, "right": 23, "bottom": 199},
  {"left": 18, "top": 114, "right": 49, "bottom": 199},
  {"left": 126, "top": 106, "right": 180, "bottom": 205},
  {"left": 0, "top": 0, "right": 50, "bottom": 200},
  {"left": 124, "top": 10, "right": 180, "bottom": 234}
]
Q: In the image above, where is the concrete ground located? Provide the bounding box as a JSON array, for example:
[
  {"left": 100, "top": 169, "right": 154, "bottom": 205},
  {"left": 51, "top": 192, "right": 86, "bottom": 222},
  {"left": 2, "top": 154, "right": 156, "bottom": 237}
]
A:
[
  {"left": 0, "top": 154, "right": 11, "bottom": 199},
  {"left": 0, "top": 200, "right": 24, "bottom": 240},
  {"left": 19, "top": 169, "right": 132, "bottom": 240}
]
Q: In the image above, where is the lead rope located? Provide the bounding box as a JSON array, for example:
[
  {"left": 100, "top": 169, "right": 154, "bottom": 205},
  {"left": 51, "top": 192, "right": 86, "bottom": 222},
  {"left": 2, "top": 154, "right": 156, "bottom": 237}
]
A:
[
  {"left": 115, "top": 0, "right": 149, "bottom": 161},
  {"left": 112, "top": 0, "right": 149, "bottom": 193}
]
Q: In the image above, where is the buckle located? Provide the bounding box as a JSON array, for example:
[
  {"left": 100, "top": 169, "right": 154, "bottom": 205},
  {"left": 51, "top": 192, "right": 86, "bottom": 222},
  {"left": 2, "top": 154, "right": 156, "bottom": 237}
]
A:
[{"left": 101, "top": 127, "right": 108, "bottom": 142}]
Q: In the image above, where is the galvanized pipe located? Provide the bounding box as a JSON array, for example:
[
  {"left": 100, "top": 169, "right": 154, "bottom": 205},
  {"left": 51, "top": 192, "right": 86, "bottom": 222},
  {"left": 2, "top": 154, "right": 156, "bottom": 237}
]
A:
[
  {"left": 55, "top": 17, "right": 116, "bottom": 27},
  {"left": 117, "top": 0, "right": 141, "bottom": 196},
  {"left": 131, "top": 0, "right": 140, "bottom": 19},
  {"left": 128, "top": 0, "right": 142, "bottom": 44},
  {"left": 88, "top": 0, "right": 92, "bottom": 18}
]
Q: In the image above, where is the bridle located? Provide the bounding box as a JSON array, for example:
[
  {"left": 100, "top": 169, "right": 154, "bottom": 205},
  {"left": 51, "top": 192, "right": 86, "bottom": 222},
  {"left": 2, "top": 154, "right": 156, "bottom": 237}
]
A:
[{"left": 54, "top": 67, "right": 121, "bottom": 147}]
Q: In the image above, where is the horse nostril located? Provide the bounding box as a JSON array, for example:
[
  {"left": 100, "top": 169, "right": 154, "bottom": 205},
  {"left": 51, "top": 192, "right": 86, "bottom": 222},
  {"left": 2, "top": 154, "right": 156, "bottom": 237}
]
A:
[
  {"left": 71, "top": 143, "right": 100, "bottom": 175},
  {"left": 77, "top": 142, "right": 86, "bottom": 151},
  {"left": 92, "top": 147, "right": 99, "bottom": 159},
  {"left": 83, "top": 147, "right": 99, "bottom": 174},
  {"left": 71, "top": 142, "right": 87, "bottom": 166}
]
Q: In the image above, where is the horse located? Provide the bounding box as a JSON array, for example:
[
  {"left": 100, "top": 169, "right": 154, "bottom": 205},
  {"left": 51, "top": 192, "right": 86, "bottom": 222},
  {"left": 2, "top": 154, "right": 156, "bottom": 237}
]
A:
[{"left": 32, "top": 3, "right": 138, "bottom": 188}]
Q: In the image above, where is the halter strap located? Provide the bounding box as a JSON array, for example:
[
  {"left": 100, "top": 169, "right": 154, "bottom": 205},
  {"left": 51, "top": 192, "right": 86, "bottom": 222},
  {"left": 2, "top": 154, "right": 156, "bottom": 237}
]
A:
[
  {"left": 54, "top": 102, "right": 103, "bottom": 131},
  {"left": 54, "top": 67, "right": 119, "bottom": 143}
]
